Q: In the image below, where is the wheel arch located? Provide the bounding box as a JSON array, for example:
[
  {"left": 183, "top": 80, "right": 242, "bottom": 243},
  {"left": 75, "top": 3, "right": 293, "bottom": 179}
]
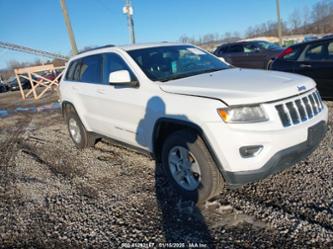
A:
[
  {"left": 152, "top": 118, "right": 225, "bottom": 175},
  {"left": 61, "top": 100, "right": 91, "bottom": 131}
]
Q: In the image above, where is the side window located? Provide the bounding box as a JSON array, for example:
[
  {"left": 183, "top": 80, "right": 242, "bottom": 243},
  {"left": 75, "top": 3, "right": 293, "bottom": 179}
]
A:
[
  {"left": 226, "top": 45, "right": 244, "bottom": 53},
  {"left": 73, "top": 61, "right": 82, "bottom": 81},
  {"left": 303, "top": 43, "right": 326, "bottom": 61},
  {"left": 79, "top": 55, "right": 102, "bottom": 83},
  {"left": 244, "top": 43, "right": 259, "bottom": 53},
  {"left": 65, "top": 60, "right": 79, "bottom": 80},
  {"left": 217, "top": 46, "right": 228, "bottom": 56},
  {"left": 327, "top": 42, "right": 333, "bottom": 61},
  {"left": 103, "top": 53, "right": 136, "bottom": 83}
]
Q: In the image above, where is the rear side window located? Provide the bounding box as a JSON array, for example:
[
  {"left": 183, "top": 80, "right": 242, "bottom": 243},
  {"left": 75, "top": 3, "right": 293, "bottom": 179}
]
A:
[
  {"left": 216, "top": 46, "right": 228, "bottom": 56},
  {"left": 79, "top": 55, "right": 103, "bottom": 83},
  {"left": 303, "top": 43, "right": 326, "bottom": 61},
  {"left": 327, "top": 42, "right": 333, "bottom": 60},
  {"left": 65, "top": 60, "right": 80, "bottom": 81},
  {"left": 226, "top": 45, "right": 244, "bottom": 53}
]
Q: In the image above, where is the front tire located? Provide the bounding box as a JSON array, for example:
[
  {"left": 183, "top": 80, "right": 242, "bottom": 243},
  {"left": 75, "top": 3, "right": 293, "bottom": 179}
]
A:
[{"left": 161, "top": 130, "right": 224, "bottom": 203}]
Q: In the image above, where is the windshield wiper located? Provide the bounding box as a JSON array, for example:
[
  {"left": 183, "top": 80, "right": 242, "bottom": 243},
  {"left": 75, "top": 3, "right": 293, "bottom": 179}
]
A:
[{"left": 160, "top": 68, "right": 226, "bottom": 82}]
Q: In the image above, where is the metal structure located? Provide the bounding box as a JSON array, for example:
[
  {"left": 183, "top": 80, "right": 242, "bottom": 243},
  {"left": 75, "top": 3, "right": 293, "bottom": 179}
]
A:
[
  {"left": 15, "top": 64, "right": 65, "bottom": 100},
  {"left": 123, "top": 0, "right": 136, "bottom": 44},
  {"left": 60, "top": 0, "right": 79, "bottom": 55},
  {"left": 0, "top": 41, "right": 69, "bottom": 61}
]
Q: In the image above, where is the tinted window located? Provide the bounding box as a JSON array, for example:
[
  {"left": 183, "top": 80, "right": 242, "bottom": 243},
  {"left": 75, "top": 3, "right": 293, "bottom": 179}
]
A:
[
  {"left": 65, "top": 60, "right": 80, "bottom": 81},
  {"left": 303, "top": 43, "right": 325, "bottom": 61},
  {"left": 79, "top": 55, "right": 102, "bottom": 83},
  {"left": 226, "top": 45, "right": 244, "bottom": 53},
  {"left": 73, "top": 61, "right": 82, "bottom": 81},
  {"left": 244, "top": 43, "right": 259, "bottom": 53},
  {"left": 217, "top": 46, "right": 228, "bottom": 55},
  {"left": 327, "top": 42, "right": 333, "bottom": 60},
  {"left": 103, "top": 53, "right": 136, "bottom": 83}
]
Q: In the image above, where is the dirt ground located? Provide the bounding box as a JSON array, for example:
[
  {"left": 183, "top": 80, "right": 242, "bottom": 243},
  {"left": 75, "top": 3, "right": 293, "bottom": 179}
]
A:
[{"left": 0, "top": 92, "right": 333, "bottom": 248}]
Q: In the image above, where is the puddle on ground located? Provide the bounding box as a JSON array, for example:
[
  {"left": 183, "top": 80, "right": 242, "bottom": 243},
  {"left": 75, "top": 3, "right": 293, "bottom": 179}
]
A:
[
  {"left": 0, "top": 109, "right": 9, "bottom": 118},
  {"left": 0, "top": 102, "right": 61, "bottom": 118}
]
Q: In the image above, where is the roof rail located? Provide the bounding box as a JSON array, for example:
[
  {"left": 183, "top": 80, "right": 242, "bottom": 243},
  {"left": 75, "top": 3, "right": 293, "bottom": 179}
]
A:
[{"left": 78, "top": 44, "right": 115, "bottom": 54}]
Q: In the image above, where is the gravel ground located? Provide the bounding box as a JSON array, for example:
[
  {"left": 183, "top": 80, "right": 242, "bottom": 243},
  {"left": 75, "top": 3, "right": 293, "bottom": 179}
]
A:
[{"left": 0, "top": 101, "right": 332, "bottom": 248}]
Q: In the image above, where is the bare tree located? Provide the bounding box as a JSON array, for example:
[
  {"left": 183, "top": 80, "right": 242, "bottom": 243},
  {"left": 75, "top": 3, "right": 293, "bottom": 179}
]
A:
[{"left": 289, "top": 9, "right": 302, "bottom": 33}]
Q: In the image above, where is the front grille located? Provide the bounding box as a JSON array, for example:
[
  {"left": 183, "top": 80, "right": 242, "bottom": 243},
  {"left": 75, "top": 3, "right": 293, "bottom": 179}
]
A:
[{"left": 275, "top": 91, "right": 324, "bottom": 127}]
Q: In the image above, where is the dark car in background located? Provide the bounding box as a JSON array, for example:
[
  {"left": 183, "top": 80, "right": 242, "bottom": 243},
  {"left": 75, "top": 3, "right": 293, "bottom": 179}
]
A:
[
  {"left": 213, "top": 40, "right": 283, "bottom": 69},
  {"left": 7, "top": 77, "right": 31, "bottom": 91},
  {"left": 271, "top": 37, "right": 333, "bottom": 99},
  {"left": 0, "top": 83, "right": 7, "bottom": 93}
]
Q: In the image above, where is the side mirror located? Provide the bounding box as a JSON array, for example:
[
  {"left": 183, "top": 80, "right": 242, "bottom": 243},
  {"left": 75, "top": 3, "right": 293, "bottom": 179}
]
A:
[
  {"left": 109, "top": 70, "right": 138, "bottom": 87},
  {"left": 109, "top": 70, "right": 131, "bottom": 84}
]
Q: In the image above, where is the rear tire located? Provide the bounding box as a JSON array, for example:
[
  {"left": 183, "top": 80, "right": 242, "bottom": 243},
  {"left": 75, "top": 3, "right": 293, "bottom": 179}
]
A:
[
  {"left": 65, "top": 108, "right": 96, "bottom": 149},
  {"left": 161, "top": 129, "right": 224, "bottom": 204}
]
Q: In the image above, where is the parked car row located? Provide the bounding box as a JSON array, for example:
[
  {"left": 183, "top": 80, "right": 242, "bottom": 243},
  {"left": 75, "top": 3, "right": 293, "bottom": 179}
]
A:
[
  {"left": 214, "top": 37, "right": 333, "bottom": 99},
  {"left": 213, "top": 40, "right": 283, "bottom": 69}
]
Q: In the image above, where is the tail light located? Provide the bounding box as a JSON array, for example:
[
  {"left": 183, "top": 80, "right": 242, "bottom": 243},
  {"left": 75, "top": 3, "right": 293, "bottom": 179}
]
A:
[{"left": 277, "top": 47, "right": 293, "bottom": 59}]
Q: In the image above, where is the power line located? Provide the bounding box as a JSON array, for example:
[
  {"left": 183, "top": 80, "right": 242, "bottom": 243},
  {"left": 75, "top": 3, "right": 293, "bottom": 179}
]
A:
[{"left": 0, "top": 41, "right": 69, "bottom": 61}]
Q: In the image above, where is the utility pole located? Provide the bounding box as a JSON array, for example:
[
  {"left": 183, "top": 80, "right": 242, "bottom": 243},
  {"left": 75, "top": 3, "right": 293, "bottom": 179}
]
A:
[
  {"left": 60, "top": 0, "right": 78, "bottom": 55},
  {"left": 123, "top": 0, "right": 136, "bottom": 44},
  {"left": 276, "top": 0, "right": 283, "bottom": 46}
]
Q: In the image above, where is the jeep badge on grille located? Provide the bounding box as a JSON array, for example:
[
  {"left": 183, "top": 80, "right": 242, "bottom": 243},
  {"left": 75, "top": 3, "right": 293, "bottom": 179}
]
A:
[{"left": 297, "top": 85, "right": 306, "bottom": 92}]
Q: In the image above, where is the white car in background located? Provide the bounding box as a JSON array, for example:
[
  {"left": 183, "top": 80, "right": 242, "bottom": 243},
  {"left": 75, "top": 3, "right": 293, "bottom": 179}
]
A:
[{"left": 59, "top": 43, "right": 327, "bottom": 203}]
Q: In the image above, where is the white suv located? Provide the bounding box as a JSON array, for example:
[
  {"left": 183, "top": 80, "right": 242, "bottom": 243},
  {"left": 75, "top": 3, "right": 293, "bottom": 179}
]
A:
[{"left": 59, "top": 43, "right": 328, "bottom": 203}]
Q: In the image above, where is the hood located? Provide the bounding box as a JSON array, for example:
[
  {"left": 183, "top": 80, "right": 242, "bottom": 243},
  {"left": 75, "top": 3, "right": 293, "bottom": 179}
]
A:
[{"left": 159, "top": 68, "right": 316, "bottom": 106}]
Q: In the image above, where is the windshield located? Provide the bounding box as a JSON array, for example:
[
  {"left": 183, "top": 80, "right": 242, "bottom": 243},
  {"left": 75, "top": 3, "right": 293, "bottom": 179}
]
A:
[{"left": 127, "top": 45, "right": 230, "bottom": 82}]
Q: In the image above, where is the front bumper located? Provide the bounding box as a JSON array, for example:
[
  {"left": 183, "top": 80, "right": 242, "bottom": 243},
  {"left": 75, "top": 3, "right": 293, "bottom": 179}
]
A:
[{"left": 222, "top": 121, "right": 327, "bottom": 187}]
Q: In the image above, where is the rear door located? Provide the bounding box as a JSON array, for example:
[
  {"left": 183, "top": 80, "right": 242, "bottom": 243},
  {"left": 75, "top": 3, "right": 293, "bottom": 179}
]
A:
[
  {"left": 72, "top": 54, "right": 105, "bottom": 131},
  {"left": 294, "top": 41, "right": 333, "bottom": 98}
]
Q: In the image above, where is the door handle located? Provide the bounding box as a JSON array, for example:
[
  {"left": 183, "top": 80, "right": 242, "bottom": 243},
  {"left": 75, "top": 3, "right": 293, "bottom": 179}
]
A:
[
  {"left": 300, "top": 64, "right": 312, "bottom": 68},
  {"left": 96, "top": 89, "right": 105, "bottom": 94}
]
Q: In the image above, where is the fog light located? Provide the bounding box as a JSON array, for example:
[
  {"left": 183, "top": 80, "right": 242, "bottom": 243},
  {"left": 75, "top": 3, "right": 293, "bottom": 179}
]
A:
[{"left": 239, "top": 145, "right": 263, "bottom": 158}]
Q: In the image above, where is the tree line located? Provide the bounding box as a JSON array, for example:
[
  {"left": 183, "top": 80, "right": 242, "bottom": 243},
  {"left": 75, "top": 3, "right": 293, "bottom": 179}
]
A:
[{"left": 180, "top": 0, "right": 333, "bottom": 44}]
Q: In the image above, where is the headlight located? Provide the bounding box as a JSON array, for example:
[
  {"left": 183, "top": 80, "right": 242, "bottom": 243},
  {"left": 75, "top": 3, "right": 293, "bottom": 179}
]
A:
[{"left": 217, "top": 105, "right": 268, "bottom": 123}]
